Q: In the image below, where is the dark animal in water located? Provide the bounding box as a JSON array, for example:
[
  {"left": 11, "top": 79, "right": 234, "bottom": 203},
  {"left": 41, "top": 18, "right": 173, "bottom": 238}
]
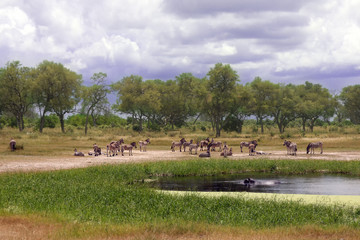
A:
[
  {"left": 139, "top": 138, "right": 150, "bottom": 152},
  {"left": 9, "top": 138, "right": 16, "bottom": 151},
  {"left": 240, "top": 140, "right": 258, "bottom": 153},
  {"left": 121, "top": 142, "right": 137, "bottom": 156},
  {"left": 199, "top": 149, "right": 210, "bottom": 158},
  {"left": 171, "top": 138, "right": 186, "bottom": 152},
  {"left": 74, "top": 148, "right": 84, "bottom": 156},
  {"left": 283, "top": 140, "right": 297, "bottom": 156},
  {"left": 243, "top": 178, "right": 255, "bottom": 184},
  {"left": 306, "top": 142, "right": 323, "bottom": 154}
]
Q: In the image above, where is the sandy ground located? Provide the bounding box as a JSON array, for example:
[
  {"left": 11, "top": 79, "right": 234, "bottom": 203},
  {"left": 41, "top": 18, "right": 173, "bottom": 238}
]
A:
[{"left": 1, "top": 149, "right": 360, "bottom": 174}]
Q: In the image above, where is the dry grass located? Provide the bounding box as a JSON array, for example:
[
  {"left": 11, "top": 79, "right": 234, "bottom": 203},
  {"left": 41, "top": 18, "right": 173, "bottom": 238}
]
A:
[
  {"left": 1, "top": 215, "right": 360, "bottom": 240},
  {"left": 2, "top": 127, "right": 360, "bottom": 157}
]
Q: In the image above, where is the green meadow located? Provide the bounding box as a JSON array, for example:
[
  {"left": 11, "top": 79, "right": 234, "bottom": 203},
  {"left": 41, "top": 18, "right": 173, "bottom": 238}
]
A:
[{"left": 1, "top": 159, "right": 360, "bottom": 239}]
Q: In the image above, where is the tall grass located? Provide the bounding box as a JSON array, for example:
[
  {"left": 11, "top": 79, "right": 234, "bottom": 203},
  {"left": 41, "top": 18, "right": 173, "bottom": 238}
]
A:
[{"left": 1, "top": 159, "right": 360, "bottom": 228}]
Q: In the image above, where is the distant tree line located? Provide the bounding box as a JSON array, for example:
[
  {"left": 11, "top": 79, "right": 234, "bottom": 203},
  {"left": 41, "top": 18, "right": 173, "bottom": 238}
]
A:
[{"left": 0, "top": 60, "right": 359, "bottom": 136}]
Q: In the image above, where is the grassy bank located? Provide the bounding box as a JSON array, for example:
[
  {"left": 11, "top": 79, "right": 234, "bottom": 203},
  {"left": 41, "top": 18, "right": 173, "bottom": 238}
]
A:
[{"left": 1, "top": 159, "right": 360, "bottom": 232}]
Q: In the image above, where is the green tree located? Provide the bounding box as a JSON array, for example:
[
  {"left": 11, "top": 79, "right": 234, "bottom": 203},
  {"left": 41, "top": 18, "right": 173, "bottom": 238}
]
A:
[
  {"left": 223, "top": 84, "right": 252, "bottom": 133},
  {"left": 30, "top": 61, "right": 64, "bottom": 133},
  {"left": 140, "top": 80, "right": 161, "bottom": 130},
  {"left": 295, "top": 81, "right": 335, "bottom": 132},
  {"left": 333, "top": 95, "right": 346, "bottom": 124},
  {"left": 112, "top": 75, "right": 161, "bottom": 131},
  {"left": 49, "top": 65, "right": 82, "bottom": 133},
  {"left": 205, "top": 63, "right": 239, "bottom": 137},
  {"left": 0, "top": 61, "right": 33, "bottom": 131},
  {"left": 271, "top": 84, "right": 298, "bottom": 133},
  {"left": 340, "top": 85, "right": 360, "bottom": 124},
  {"left": 247, "top": 77, "right": 276, "bottom": 133},
  {"left": 81, "top": 72, "right": 110, "bottom": 135},
  {"left": 157, "top": 74, "right": 202, "bottom": 129}
]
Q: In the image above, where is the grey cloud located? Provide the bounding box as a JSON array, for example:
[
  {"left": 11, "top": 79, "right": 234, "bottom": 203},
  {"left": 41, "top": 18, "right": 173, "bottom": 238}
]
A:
[
  {"left": 272, "top": 65, "right": 360, "bottom": 91},
  {"left": 162, "top": 0, "right": 312, "bottom": 17}
]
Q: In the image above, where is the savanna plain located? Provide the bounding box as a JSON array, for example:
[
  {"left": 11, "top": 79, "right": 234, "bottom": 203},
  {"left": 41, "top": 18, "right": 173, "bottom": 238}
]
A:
[{"left": 1, "top": 126, "right": 360, "bottom": 240}]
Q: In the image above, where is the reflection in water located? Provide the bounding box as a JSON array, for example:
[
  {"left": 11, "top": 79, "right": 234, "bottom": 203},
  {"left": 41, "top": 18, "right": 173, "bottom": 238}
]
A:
[{"left": 152, "top": 173, "right": 360, "bottom": 195}]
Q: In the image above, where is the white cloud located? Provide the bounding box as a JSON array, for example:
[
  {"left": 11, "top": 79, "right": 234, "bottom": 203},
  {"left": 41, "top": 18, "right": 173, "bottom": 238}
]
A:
[
  {"left": 0, "top": 6, "right": 36, "bottom": 49},
  {"left": 205, "top": 43, "right": 237, "bottom": 56}
]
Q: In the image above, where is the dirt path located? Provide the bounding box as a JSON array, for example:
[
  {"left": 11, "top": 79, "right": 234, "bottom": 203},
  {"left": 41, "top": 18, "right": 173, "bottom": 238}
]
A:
[{"left": 1, "top": 149, "right": 360, "bottom": 174}]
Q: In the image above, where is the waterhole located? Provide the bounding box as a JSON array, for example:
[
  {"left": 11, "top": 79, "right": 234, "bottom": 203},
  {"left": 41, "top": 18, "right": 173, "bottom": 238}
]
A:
[{"left": 151, "top": 173, "right": 360, "bottom": 195}]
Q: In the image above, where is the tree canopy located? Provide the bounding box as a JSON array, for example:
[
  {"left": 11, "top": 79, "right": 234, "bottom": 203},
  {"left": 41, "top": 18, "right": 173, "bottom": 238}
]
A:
[{"left": 1, "top": 60, "right": 359, "bottom": 135}]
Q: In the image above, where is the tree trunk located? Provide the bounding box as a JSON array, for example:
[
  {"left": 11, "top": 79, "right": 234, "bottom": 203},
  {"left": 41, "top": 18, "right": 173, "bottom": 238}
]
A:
[
  {"left": 310, "top": 118, "right": 316, "bottom": 132},
  {"left": 17, "top": 117, "right": 22, "bottom": 132},
  {"left": 59, "top": 114, "right": 65, "bottom": 133},
  {"left": 215, "top": 117, "right": 221, "bottom": 137},
  {"left": 85, "top": 108, "right": 92, "bottom": 135},
  {"left": 302, "top": 117, "right": 306, "bottom": 132},
  {"left": 22, "top": 116, "right": 25, "bottom": 130},
  {"left": 39, "top": 116, "right": 45, "bottom": 133},
  {"left": 85, "top": 114, "right": 89, "bottom": 135},
  {"left": 139, "top": 116, "right": 143, "bottom": 131},
  {"left": 259, "top": 117, "right": 264, "bottom": 133},
  {"left": 278, "top": 123, "right": 283, "bottom": 133},
  {"left": 16, "top": 113, "right": 24, "bottom": 132}
]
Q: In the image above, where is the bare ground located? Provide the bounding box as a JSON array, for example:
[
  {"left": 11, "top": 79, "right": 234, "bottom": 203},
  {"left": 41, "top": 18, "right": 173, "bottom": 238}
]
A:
[{"left": 1, "top": 149, "right": 360, "bottom": 174}]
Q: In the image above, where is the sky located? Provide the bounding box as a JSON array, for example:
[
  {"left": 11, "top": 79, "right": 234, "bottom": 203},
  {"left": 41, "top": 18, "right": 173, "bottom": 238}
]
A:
[{"left": 1, "top": 0, "right": 360, "bottom": 93}]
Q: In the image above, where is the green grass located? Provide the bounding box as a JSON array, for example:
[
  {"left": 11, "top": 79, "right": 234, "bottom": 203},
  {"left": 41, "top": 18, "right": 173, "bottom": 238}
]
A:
[{"left": 1, "top": 159, "right": 360, "bottom": 229}]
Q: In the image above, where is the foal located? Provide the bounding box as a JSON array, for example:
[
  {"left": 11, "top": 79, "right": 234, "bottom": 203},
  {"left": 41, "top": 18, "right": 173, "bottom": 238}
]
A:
[
  {"left": 189, "top": 141, "right": 199, "bottom": 155},
  {"left": 283, "top": 140, "right": 297, "bottom": 156},
  {"left": 121, "top": 142, "right": 137, "bottom": 156}
]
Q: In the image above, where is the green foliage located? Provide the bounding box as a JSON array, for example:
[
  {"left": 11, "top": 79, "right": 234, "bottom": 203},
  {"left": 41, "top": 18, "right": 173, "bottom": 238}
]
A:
[
  {"left": 340, "top": 85, "right": 360, "bottom": 124},
  {"left": 66, "top": 114, "right": 86, "bottom": 127},
  {"left": 205, "top": 63, "right": 239, "bottom": 137},
  {"left": 0, "top": 115, "right": 17, "bottom": 128},
  {"left": 0, "top": 61, "right": 33, "bottom": 131},
  {"left": 34, "top": 114, "right": 59, "bottom": 130}
]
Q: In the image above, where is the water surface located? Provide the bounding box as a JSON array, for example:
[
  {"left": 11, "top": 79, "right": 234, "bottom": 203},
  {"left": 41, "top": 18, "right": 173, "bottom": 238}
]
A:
[{"left": 152, "top": 173, "right": 360, "bottom": 195}]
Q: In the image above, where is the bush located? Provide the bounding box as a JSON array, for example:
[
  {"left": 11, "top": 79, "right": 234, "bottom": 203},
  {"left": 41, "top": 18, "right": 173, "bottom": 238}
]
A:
[{"left": 34, "top": 114, "right": 59, "bottom": 130}]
